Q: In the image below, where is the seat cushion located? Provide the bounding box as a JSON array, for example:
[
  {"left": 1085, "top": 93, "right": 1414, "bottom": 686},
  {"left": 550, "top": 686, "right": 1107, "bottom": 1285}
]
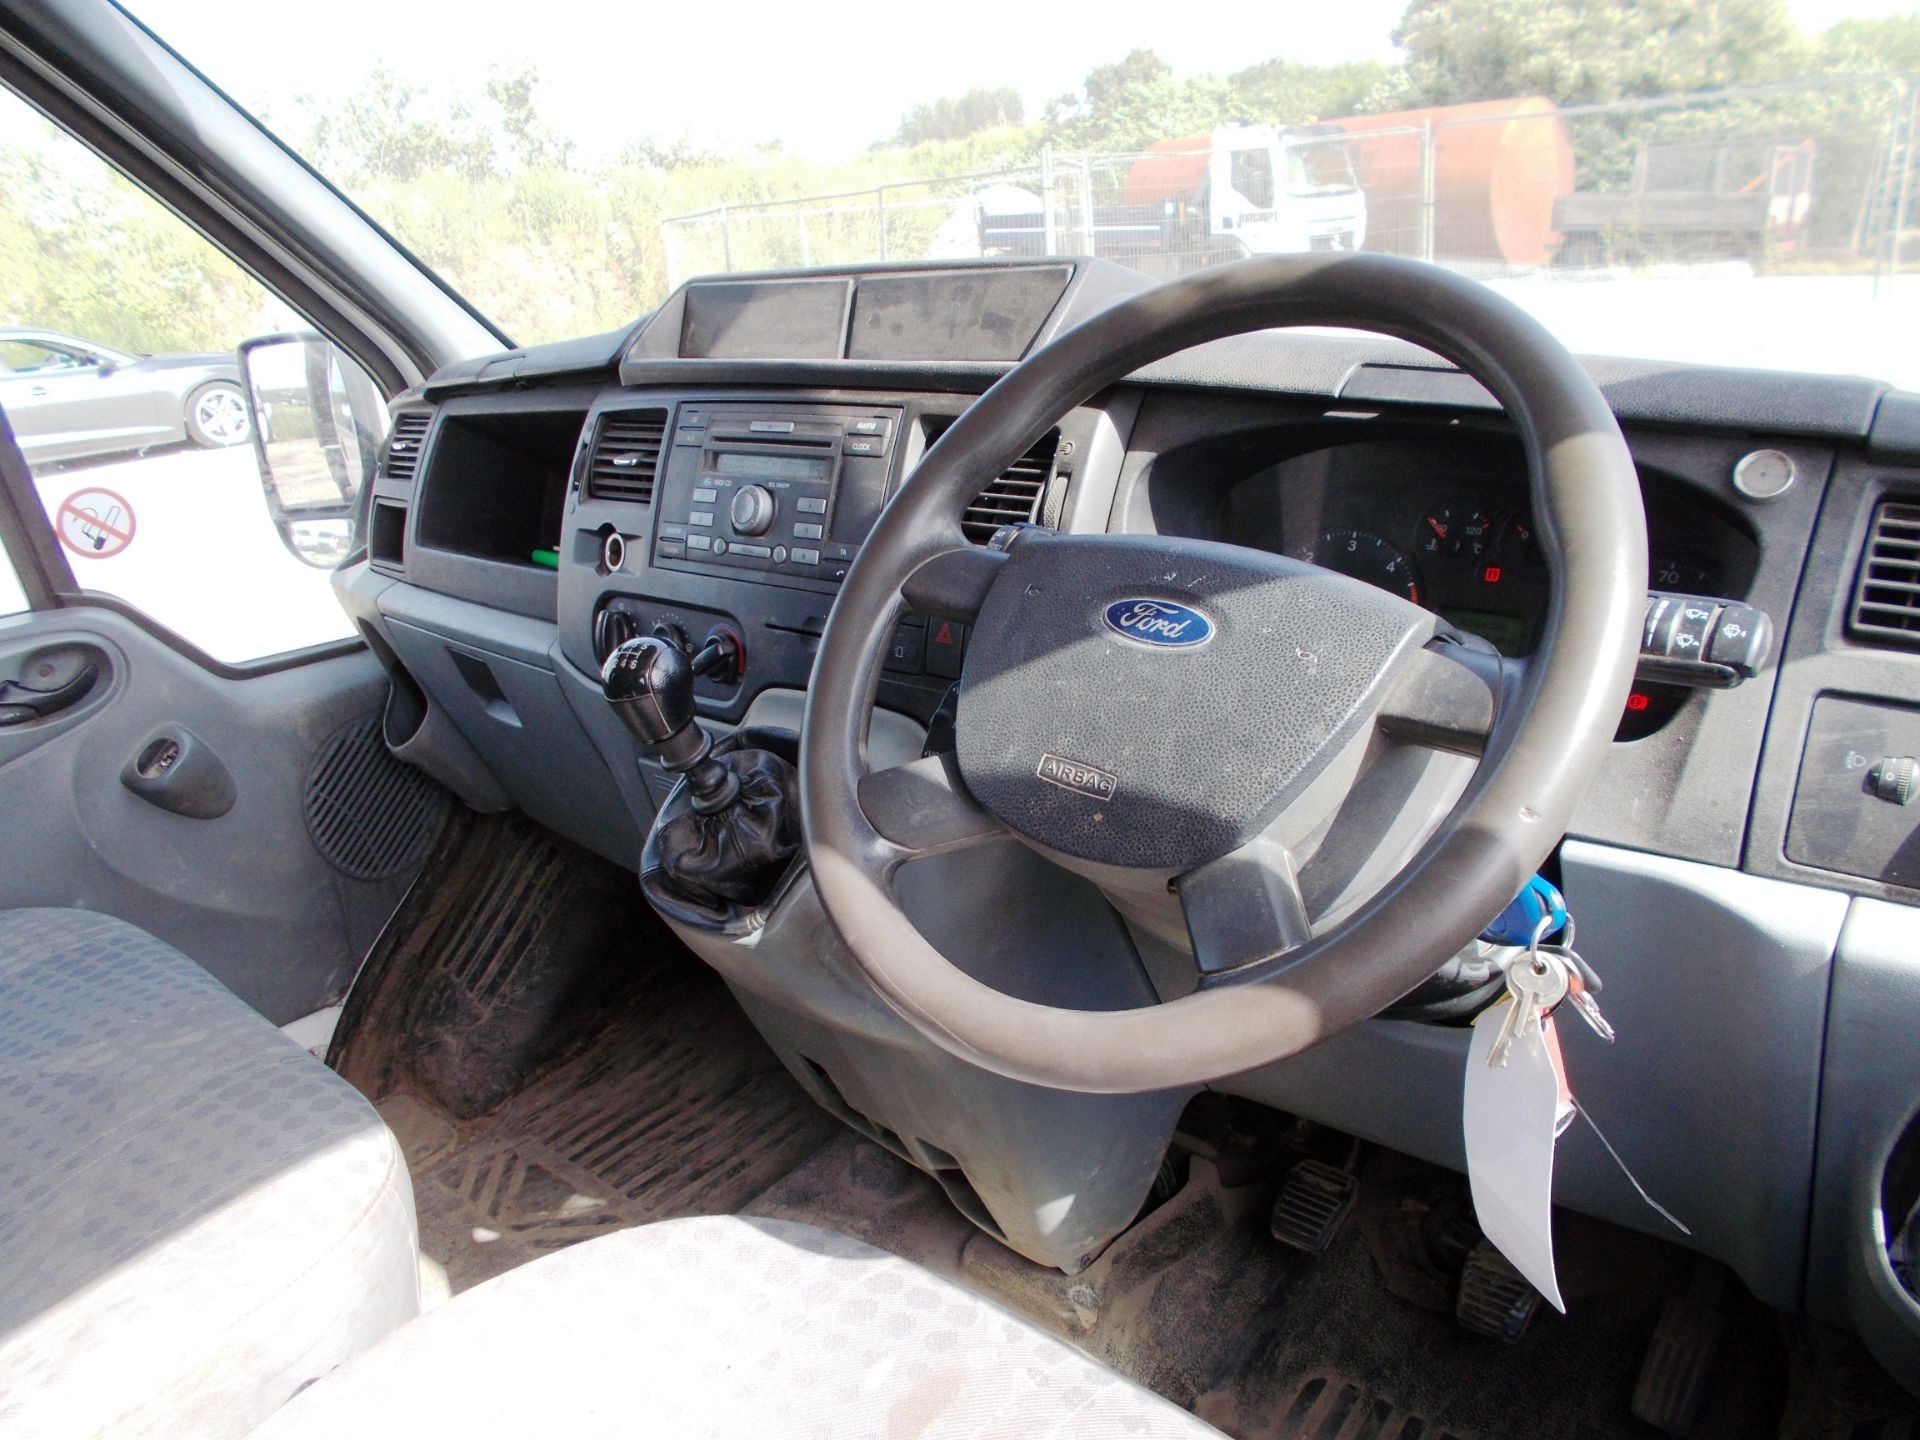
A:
[
  {"left": 253, "top": 1214, "right": 1219, "bottom": 1438},
  {"left": 0, "top": 908, "right": 419, "bottom": 1439}
]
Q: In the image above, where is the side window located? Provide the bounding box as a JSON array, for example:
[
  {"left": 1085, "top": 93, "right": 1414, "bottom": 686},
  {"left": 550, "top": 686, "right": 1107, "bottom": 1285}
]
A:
[
  {"left": 0, "top": 545, "right": 26, "bottom": 617},
  {"left": 0, "top": 88, "right": 372, "bottom": 665},
  {"left": 1230, "top": 148, "right": 1275, "bottom": 210}
]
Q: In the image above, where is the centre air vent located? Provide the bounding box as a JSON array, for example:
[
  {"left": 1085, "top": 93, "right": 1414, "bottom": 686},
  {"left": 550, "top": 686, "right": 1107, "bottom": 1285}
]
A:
[
  {"left": 960, "top": 429, "right": 1061, "bottom": 544},
  {"left": 1849, "top": 500, "right": 1920, "bottom": 648},
  {"left": 587, "top": 409, "right": 668, "bottom": 504},
  {"left": 381, "top": 410, "right": 431, "bottom": 483}
]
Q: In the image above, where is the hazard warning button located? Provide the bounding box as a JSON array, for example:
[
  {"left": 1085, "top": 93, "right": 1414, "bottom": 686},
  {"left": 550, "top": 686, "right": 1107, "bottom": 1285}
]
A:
[{"left": 926, "top": 618, "right": 967, "bottom": 679}]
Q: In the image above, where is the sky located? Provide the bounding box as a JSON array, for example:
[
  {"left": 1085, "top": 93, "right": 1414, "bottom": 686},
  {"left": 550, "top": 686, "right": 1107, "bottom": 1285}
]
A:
[{"left": 122, "top": 0, "right": 1920, "bottom": 163}]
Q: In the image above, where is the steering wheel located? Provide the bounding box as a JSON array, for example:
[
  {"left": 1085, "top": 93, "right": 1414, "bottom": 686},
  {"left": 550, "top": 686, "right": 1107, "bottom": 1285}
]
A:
[{"left": 800, "top": 253, "right": 1645, "bottom": 1094}]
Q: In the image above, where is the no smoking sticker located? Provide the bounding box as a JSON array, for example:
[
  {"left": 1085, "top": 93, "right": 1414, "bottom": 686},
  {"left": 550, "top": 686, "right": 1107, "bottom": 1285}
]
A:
[{"left": 56, "top": 487, "right": 136, "bottom": 559}]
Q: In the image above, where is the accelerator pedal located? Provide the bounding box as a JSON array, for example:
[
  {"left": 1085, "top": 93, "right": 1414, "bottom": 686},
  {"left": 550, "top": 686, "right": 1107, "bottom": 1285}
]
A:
[
  {"left": 1269, "top": 1159, "right": 1358, "bottom": 1254},
  {"left": 1631, "top": 1261, "right": 1727, "bottom": 1436},
  {"left": 1455, "top": 1240, "right": 1541, "bottom": 1342}
]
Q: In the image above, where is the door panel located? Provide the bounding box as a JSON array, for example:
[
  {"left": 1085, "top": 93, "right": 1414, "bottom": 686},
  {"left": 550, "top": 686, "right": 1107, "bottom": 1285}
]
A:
[
  {"left": 0, "top": 363, "right": 166, "bottom": 461},
  {"left": 0, "top": 605, "right": 441, "bottom": 1021}
]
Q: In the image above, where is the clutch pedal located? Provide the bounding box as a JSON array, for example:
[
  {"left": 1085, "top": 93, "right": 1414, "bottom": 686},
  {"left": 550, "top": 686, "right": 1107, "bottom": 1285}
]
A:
[{"left": 1269, "top": 1158, "right": 1358, "bottom": 1254}]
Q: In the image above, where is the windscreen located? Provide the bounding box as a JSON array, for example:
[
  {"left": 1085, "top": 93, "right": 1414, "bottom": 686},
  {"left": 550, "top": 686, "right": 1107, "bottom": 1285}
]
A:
[{"left": 102, "top": 0, "right": 1920, "bottom": 388}]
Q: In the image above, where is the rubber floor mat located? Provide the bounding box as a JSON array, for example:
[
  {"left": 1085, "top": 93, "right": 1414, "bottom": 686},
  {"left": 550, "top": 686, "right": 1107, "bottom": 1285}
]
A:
[
  {"left": 333, "top": 813, "right": 838, "bottom": 1291},
  {"left": 751, "top": 1129, "right": 1911, "bottom": 1440}
]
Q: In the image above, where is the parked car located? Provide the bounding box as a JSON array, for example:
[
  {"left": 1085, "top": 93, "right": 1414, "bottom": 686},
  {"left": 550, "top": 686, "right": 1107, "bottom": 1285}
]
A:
[{"left": 0, "top": 325, "right": 249, "bottom": 464}]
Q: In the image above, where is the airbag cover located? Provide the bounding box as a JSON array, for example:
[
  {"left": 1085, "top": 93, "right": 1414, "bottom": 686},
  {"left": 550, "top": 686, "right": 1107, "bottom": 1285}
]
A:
[{"left": 955, "top": 533, "right": 1433, "bottom": 869}]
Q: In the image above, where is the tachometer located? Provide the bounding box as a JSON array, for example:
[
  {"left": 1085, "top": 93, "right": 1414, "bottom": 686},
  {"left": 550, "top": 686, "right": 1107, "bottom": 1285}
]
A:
[{"left": 1299, "top": 530, "right": 1421, "bottom": 603}]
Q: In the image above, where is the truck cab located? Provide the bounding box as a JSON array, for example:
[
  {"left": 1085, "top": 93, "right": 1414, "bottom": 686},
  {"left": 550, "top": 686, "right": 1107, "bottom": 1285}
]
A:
[{"left": 1123, "top": 123, "right": 1368, "bottom": 266}]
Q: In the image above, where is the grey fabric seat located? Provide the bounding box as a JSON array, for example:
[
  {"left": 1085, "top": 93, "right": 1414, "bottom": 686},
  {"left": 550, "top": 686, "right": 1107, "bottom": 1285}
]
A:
[
  {"left": 0, "top": 908, "right": 420, "bottom": 1439},
  {"left": 254, "top": 1215, "right": 1222, "bottom": 1438}
]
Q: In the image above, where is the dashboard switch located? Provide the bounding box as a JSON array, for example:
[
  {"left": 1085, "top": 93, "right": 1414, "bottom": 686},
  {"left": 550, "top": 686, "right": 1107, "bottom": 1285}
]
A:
[
  {"left": 729, "top": 485, "right": 775, "bottom": 536},
  {"left": 1870, "top": 756, "right": 1918, "bottom": 806},
  {"left": 925, "top": 619, "right": 966, "bottom": 678},
  {"left": 1706, "top": 603, "right": 1771, "bottom": 678},
  {"left": 884, "top": 625, "right": 924, "bottom": 675},
  {"left": 1636, "top": 591, "right": 1772, "bottom": 689}
]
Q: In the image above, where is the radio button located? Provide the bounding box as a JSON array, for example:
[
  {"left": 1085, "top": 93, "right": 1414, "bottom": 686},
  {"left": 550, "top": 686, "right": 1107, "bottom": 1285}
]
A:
[
  {"left": 657, "top": 540, "right": 686, "bottom": 559},
  {"left": 847, "top": 417, "right": 890, "bottom": 437},
  {"left": 793, "top": 522, "right": 824, "bottom": 541},
  {"left": 731, "top": 542, "right": 772, "bottom": 559},
  {"left": 687, "top": 535, "right": 713, "bottom": 553},
  {"left": 772, "top": 545, "right": 789, "bottom": 564},
  {"left": 791, "top": 547, "right": 820, "bottom": 566},
  {"left": 692, "top": 487, "right": 718, "bottom": 504},
  {"left": 689, "top": 511, "right": 715, "bottom": 527},
  {"left": 712, "top": 539, "right": 728, "bottom": 556},
  {"left": 797, "top": 497, "right": 829, "bottom": 515},
  {"left": 843, "top": 435, "right": 887, "bottom": 458}
]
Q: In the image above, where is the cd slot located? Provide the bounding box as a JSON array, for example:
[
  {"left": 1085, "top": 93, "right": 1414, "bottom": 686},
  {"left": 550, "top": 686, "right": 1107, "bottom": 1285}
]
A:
[{"left": 706, "top": 428, "right": 837, "bottom": 448}]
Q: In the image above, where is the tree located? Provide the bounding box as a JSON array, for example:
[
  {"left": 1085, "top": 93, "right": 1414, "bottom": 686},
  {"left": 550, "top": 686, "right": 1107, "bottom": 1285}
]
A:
[
  {"left": 893, "top": 87, "right": 1025, "bottom": 146},
  {"left": 1815, "top": 14, "right": 1920, "bottom": 76},
  {"left": 1044, "top": 49, "right": 1235, "bottom": 150},
  {"left": 486, "top": 67, "right": 574, "bottom": 173},
  {"left": 1392, "top": 0, "right": 1801, "bottom": 107},
  {"left": 298, "top": 68, "right": 497, "bottom": 185},
  {"left": 1226, "top": 58, "right": 1400, "bottom": 124}
]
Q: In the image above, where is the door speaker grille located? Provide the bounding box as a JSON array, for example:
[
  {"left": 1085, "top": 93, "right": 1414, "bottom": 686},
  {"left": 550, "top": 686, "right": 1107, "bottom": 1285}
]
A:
[{"left": 304, "top": 713, "right": 449, "bottom": 880}]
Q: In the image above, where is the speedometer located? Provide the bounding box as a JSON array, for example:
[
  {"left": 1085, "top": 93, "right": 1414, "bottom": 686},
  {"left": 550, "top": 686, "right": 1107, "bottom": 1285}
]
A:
[{"left": 1297, "top": 530, "right": 1422, "bottom": 604}]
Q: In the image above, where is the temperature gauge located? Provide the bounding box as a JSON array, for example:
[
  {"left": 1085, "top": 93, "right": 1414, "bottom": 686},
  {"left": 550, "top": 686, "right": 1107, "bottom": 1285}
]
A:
[{"left": 1419, "top": 507, "right": 1495, "bottom": 560}]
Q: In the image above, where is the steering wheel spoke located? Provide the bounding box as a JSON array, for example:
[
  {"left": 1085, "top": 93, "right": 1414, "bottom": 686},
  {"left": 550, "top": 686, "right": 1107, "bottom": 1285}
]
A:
[
  {"left": 856, "top": 751, "right": 1008, "bottom": 865},
  {"left": 1376, "top": 642, "right": 1510, "bottom": 757},
  {"left": 900, "top": 542, "right": 1006, "bottom": 626},
  {"left": 1176, "top": 835, "right": 1314, "bottom": 988}
]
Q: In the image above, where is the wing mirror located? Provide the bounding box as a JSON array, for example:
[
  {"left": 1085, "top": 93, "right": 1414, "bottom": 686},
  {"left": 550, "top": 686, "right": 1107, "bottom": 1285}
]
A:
[{"left": 237, "top": 333, "right": 385, "bottom": 569}]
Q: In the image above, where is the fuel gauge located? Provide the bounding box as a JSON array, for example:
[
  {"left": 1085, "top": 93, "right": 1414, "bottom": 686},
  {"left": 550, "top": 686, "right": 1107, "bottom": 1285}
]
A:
[{"left": 1501, "top": 514, "right": 1545, "bottom": 568}]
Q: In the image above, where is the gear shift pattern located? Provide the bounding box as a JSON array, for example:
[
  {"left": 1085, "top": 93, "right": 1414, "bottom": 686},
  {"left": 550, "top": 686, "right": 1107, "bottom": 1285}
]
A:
[{"left": 601, "top": 637, "right": 739, "bottom": 813}]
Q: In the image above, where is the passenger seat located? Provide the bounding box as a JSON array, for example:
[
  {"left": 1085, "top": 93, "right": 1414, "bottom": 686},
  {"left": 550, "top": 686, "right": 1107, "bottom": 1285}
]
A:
[{"left": 0, "top": 908, "right": 419, "bottom": 1439}]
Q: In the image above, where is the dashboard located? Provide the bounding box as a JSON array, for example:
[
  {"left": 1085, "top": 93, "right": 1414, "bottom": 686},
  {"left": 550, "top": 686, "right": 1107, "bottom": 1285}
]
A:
[
  {"left": 1128, "top": 431, "right": 1754, "bottom": 660},
  {"left": 330, "top": 259, "right": 1920, "bottom": 1383}
]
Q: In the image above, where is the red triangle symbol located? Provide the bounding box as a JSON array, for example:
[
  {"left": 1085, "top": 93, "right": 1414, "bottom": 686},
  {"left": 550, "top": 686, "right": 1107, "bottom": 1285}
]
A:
[{"left": 934, "top": 621, "right": 954, "bottom": 645}]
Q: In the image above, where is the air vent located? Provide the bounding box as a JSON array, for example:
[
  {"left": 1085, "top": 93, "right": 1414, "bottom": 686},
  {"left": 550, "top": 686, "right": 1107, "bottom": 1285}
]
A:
[
  {"left": 960, "top": 429, "right": 1060, "bottom": 544},
  {"left": 587, "top": 409, "right": 668, "bottom": 503},
  {"left": 381, "top": 411, "right": 431, "bottom": 483},
  {"left": 1850, "top": 500, "right": 1920, "bottom": 648}
]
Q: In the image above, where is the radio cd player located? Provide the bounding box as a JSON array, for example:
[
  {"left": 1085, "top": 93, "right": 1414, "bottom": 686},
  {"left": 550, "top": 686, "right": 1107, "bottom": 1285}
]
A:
[{"left": 651, "top": 401, "right": 904, "bottom": 586}]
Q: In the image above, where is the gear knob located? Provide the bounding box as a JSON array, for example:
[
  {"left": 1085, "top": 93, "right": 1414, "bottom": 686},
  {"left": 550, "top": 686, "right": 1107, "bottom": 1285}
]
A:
[{"left": 601, "top": 637, "right": 703, "bottom": 764}]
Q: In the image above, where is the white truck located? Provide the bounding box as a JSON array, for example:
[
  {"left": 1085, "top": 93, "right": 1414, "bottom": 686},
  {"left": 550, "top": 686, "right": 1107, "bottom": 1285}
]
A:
[{"left": 959, "top": 124, "right": 1368, "bottom": 276}]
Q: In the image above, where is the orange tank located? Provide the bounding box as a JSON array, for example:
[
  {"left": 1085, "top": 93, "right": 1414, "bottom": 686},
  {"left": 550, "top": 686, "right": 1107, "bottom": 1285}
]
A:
[
  {"left": 1336, "top": 97, "right": 1573, "bottom": 265},
  {"left": 1120, "top": 135, "right": 1214, "bottom": 208}
]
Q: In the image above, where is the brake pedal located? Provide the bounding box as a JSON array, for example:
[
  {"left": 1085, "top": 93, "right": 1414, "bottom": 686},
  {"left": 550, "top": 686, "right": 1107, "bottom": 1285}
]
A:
[
  {"left": 1631, "top": 1261, "right": 1727, "bottom": 1436},
  {"left": 1456, "top": 1239, "right": 1541, "bottom": 1341},
  {"left": 1270, "top": 1159, "right": 1357, "bottom": 1253}
]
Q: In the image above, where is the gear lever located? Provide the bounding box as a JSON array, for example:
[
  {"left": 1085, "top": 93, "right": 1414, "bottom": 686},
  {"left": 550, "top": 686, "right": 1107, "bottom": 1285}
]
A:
[{"left": 600, "top": 636, "right": 739, "bottom": 813}]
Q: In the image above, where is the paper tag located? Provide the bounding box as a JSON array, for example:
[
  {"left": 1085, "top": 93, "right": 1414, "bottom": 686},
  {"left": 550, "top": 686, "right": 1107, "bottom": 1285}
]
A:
[{"left": 1463, "top": 1003, "right": 1571, "bottom": 1313}]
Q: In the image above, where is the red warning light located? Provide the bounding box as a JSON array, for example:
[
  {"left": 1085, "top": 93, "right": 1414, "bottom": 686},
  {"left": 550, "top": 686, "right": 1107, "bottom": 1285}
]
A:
[
  {"left": 1625, "top": 691, "right": 1651, "bottom": 712},
  {"left": 1481, "top": 565, "right": 1503, "bottom": 584}
]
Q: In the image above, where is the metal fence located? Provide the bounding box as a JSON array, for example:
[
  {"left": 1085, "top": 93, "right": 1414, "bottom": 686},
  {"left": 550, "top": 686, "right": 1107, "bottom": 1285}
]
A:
[{"left": 661, "top": 75, "right": 1919, "bottom": 290}]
